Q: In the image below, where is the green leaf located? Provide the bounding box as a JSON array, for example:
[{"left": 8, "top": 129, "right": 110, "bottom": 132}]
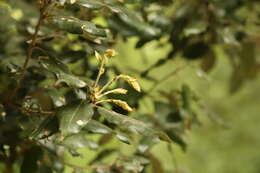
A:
[
  {"left": 97, "top": 107, "right": 171, "bottom": 142},
  {"left": 39, "top": 57, "right": 87, "bottom": 88},
  {"left": 50, "top": 16, "right": 106, "bottom": 37},
  {"left": 108, "top": 6, "right": 161, "bottom": 38},
  {"left": 39, "top": 56, "right": 69, "bottom": 73},
  {"left": 166, "top": 130, "right": 186, "bottom": 151},
  {"left": 117, "top": 7, "right": 161, "bottom": 37},
  {"left": 62, "top": 133, "right": 98, "bottom": 150},
  {"left": 58, "top": 101, "right": 94, "bottom": 136},
  {"left": 117, "top": 155, "right": 150, "bottom": 173},
  {"left": 75, "top": 0, "right": 120, "bottom": 13},
  {"left": 76, "top": 0, "right": 104, "bottom": 10},
  {"left": 58, "top": 73, "right": 87, "bottom": 88},
  {"left": 108, "top": 16, "right": 139, "bottom": 37},
  {"left": 18, "top": 115, "right": 44, "bottom": 138},
  {"left": 78, "top": 0, "right": 161, "bottom": 38},
  {"left": 89, "top": 149, "right": 116, "bottom": 164},
  {"left": 46, "top": 88, "right": 66, "bottom": 107},
  {"left": 116, "top": 133, "right": 132, "bottom": 144},
  {"left": 30, "top": 116, "right": 58, "bottom": 140},
  {"left": 138, "top": 136, "right": 160, "bottom": 153},
  {"left": 83, "top": 120, "right": 113, "bottom": 134},
  {"left": 73, "top": 88, "right": 87, "bottom": 100}
]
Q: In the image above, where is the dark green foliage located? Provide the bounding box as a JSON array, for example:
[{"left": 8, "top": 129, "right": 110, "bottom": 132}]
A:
[{"left": 20, "top": 146, "right": 43, "bottom": 173}]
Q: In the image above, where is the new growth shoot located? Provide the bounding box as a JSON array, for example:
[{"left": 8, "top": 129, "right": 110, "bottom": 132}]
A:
[{"left": 88, "top": 49, "right": 141, "bottom": 112}]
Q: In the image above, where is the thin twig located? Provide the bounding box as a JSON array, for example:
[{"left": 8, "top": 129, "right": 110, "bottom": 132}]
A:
[
  {"left": 10, "top": 2, "right": 49, "bottom": 100},
  {"left": 95, "top": 99, "right": 114, "bottom": 105},
  {"left": 27, "top": 31, "right": 63, "bottom": 43},
  {"left": 96, "top": 88, "right": 127, "bottom": 99},
  {"left": 8, "top": 103, "right": 53, "bottom": 115},
  {"left": 97, "top": 76, "right": 120, "bottom": 94},
  {"left": 148, "top": 64, "right": 188, "bottom": 93},
  {"left": 22, "top": 108, "right": 53, "bottom": 115}
]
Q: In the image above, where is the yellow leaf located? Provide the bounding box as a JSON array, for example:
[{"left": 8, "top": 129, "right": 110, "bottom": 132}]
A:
[
  {"left": 119, "top": 75, "right": 141, "bottom": 92},
  {"left": 111, "top": 99, "right": 133, "bottom": 112},
  {"left": 95, "top": 51, "right": 102, "bottom": 62}
]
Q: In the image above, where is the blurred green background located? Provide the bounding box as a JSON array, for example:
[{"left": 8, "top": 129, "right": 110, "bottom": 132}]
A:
[{"left": 113, "top": 37, "right": 260, "bottom": 173}]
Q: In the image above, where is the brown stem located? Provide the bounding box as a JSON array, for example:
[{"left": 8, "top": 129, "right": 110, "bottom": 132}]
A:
[
  {"left": 10, "top": 3, "right": 49, "bottom": 100},
  {"left": 27, "top": 31, "right": 63, "bottom": 43},
  {"left": 8, "top": 103, "right": 53, "bottom": 115}
]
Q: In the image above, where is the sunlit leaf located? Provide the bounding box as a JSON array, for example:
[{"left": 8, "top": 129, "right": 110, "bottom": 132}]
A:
[
  {"left": 62, "top": 133, "right": 98, "bottom": 150},
  {"left": 83, "top": 120, "right": 113, "bottom": 134},
  {"left": 50, "top": 16, "right": 106, "bottom": 37},
  {"left": 116, "top": 133, "right": 132, "bottom": 144},
  {"left": 76, "top": 0, "right": 104, "bottom": 10}
]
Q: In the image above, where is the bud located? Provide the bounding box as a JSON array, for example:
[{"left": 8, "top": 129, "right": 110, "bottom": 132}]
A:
[
  {"left": 104, "top": 49, "right": 116, "bottom": 59},
  {"left": 119, "top": 75, "right": 141, "bottom": 92},
  {"left": 111, "top": 99, "right": 133, "bottom": 112},
  {"left": 95, "top": 51, "right": 102, "bottom": 62}
]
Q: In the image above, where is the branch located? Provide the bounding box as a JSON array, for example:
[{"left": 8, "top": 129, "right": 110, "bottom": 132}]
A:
[
  {"left": 97, "top": 76, "right": 120, "bottom": 94},
  {"left": 148, "top": 64, "right": 189, "bottom": 92},
  {"left": 8, "top": 103, "right": 54, "bottom": 115},
  {"left": 10, "top": 2, "right": 49, "bottom": 100}
]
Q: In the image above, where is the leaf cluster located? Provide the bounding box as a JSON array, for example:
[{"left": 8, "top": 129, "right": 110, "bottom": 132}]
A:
[{"left": 0, "top": 0, "right": 260, "bottom": 172}]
